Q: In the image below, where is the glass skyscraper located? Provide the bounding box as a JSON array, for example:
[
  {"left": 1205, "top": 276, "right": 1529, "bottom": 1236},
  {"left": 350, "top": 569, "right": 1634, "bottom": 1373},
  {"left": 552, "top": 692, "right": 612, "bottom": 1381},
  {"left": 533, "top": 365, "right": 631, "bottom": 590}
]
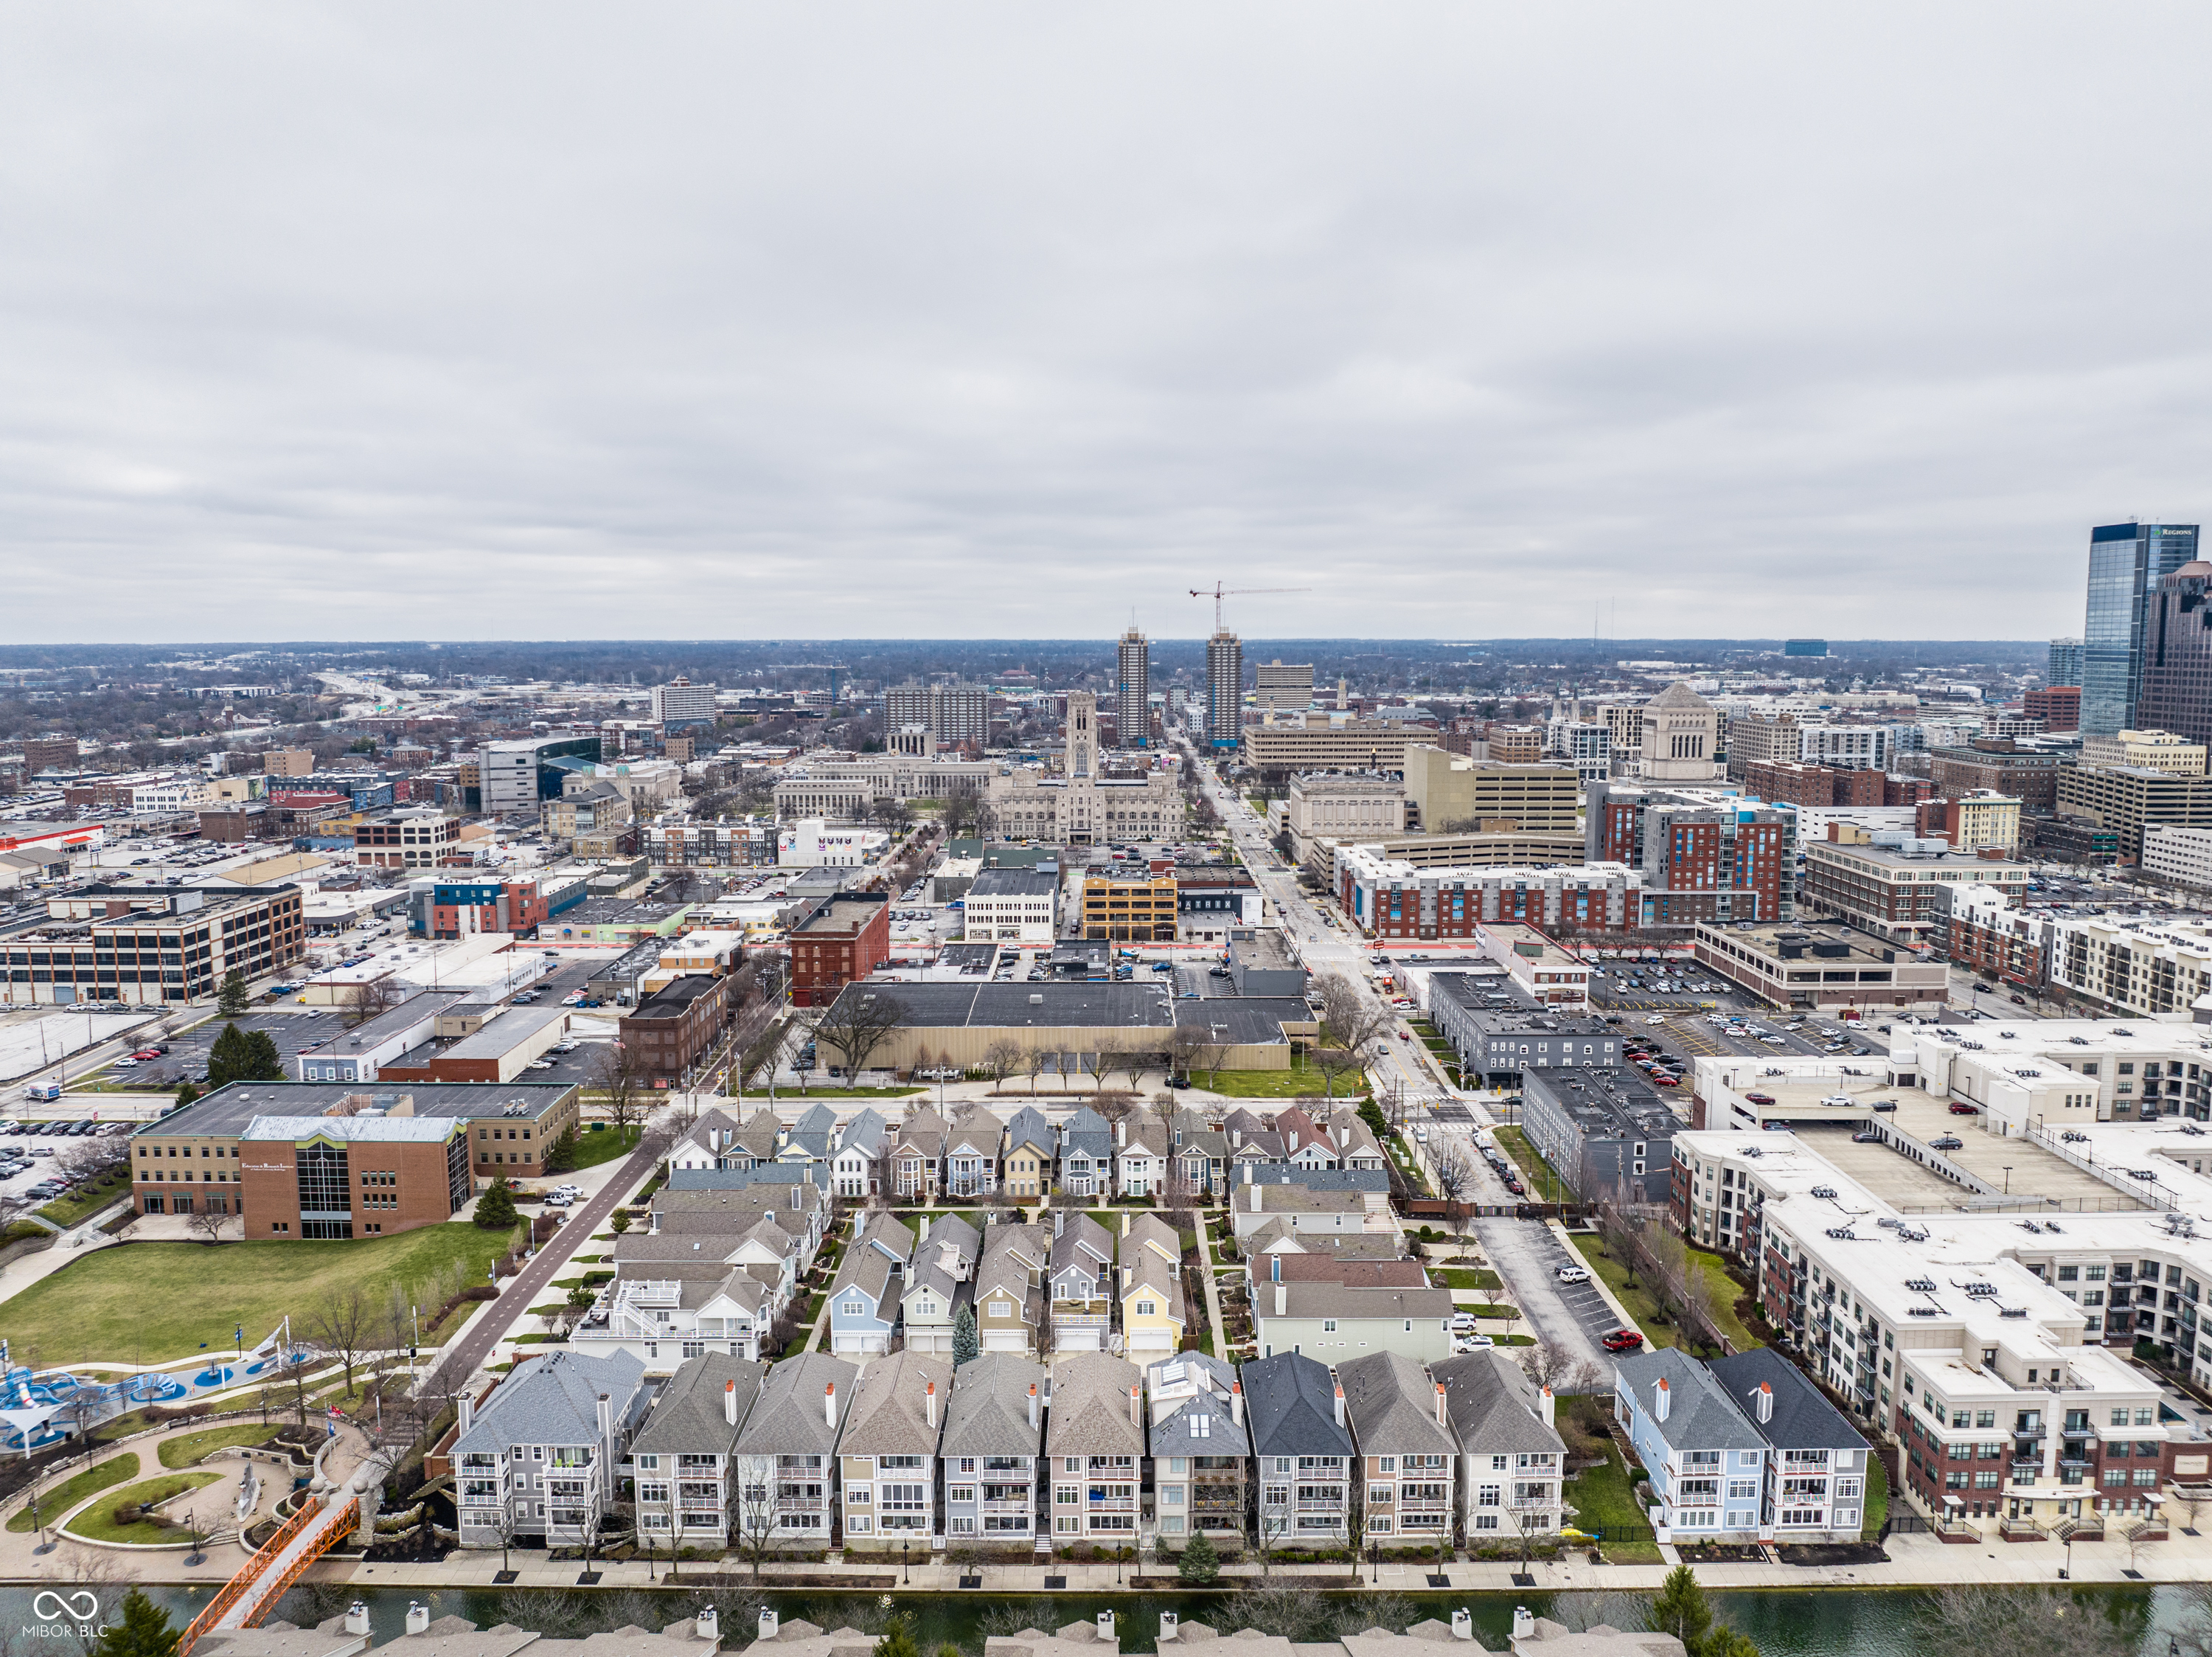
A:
[
  {"left": 2081, "top": 522, "right": 2199, "bottom": 734},
  {"left": 1206, "top": 631, "right": 1243, "bottom": 749},
  {"left": 1116, "top": 627, "right": 1150, "bottom": 747}
]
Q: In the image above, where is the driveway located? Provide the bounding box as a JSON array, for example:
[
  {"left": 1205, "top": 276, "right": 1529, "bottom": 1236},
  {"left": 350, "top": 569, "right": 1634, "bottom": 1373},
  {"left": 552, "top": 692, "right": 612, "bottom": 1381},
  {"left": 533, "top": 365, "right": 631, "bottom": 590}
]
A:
[{"left": 1467, "top": 1211, "right": 1614, "bottom": 1376}]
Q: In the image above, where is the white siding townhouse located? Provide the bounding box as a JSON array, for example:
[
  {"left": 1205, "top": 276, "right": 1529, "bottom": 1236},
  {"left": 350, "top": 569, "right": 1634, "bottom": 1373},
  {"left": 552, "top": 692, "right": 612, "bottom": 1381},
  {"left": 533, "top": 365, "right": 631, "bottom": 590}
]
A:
[{"left": 731, "top": 1352, "right": 858, "bottom": 1544}]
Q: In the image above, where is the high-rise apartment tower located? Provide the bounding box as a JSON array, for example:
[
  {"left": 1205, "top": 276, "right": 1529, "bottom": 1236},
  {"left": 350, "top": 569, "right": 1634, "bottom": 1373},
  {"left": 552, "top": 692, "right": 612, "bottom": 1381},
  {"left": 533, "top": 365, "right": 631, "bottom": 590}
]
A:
[
  {"left": 1206, "top": 632, "right": 1244, "bottom": 750},
  {"left": 2083, "top": 522, "right": 2200, "bottom": 734},
  {"left": 2048, "top": 637, "right": 2084, "bottom": 688},
  {"left": 1116, "top": 628, "right": 1150, "bottom": 747}
]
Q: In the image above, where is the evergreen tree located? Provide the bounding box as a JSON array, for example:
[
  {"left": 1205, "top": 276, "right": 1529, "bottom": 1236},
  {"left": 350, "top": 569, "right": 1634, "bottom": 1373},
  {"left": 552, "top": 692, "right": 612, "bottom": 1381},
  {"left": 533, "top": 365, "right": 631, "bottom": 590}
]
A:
[
  {"left": 543, "top": 1128, "right": 578, "bottom": 1174},
  {"left": 241, "top": 1029, "right": 284, "bottom": 1080},
  {"left": 205, "top": 1022, "right": 252, "bottom": 1091},
  {"left": 1648, "top": 1565, "right": 1716, "bottom": 1657},
  {"left": 872, "top": 1616, "right": 921, "bottom": 1657},
  {"left": 1703, "top": 1632, "right": 1759, "bottom": 1657},
  {"left": 216, "top": 970, "right": 249, "bottom": 1018},
  {"left": 173, "top": 1080, "right": 199, "bottom": 1110},
  {"left": 92, "top": 1586, "right": 178, "bottom": 1657},
  {"left": 951, "top": 1302, "right": 978, "bottom": 1366},
  {"left": 1178, "top": 1526, "right": 1220, "bottom": 1585},
  {"left": 473, "top": 1176, "right": 518, "bottom": 1231}
]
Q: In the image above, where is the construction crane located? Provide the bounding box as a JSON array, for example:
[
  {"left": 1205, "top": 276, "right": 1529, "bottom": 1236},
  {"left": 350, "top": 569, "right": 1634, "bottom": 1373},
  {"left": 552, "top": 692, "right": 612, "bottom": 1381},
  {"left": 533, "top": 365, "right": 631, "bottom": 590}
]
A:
[
  {"left": 1189, "top": 583, "right": 1310, "bottom": 633},
  {"left": 764, "top": 663, "right": 851, "bottom": 709}
]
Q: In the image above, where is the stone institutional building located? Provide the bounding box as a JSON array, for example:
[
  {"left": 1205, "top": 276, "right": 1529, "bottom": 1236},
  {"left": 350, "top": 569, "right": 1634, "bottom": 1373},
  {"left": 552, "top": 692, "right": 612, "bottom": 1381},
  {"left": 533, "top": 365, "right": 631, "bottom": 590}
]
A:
[{"left": 988, "top": 692, "right": 1185, "bottom": 845}]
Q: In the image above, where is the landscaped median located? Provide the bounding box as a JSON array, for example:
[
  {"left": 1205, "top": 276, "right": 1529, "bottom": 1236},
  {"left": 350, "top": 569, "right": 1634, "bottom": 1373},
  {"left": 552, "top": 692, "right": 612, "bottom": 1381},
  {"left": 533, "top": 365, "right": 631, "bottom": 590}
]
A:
[
  {"left": 1569, "top": 1233, "right": 1764, "bottom": 1354},
  {"left": 7, "top": 1451, "right": 137, "bottom": 1533},
  {"left": 61, "top": 1470, "right": 221, "bottom": 1544}
]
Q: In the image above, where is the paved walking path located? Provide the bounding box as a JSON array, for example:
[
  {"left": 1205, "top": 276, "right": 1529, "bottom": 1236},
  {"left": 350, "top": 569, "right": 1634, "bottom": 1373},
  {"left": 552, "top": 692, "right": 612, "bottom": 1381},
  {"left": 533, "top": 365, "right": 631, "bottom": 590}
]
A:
[
  {"left": 1193, "top": 1214, "right": 1229, "bottom": 1359},
  {"left": 427, "top": 1141, "right": 658, "bottom": 1397}
]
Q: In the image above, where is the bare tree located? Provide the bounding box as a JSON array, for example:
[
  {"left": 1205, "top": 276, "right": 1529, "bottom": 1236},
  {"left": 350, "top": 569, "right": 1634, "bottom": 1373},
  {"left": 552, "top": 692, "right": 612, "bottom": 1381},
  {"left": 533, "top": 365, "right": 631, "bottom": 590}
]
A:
[
  {"left": 1109, "top": 1039, "right": 1151, "bottom": 1094},
  {"left": 346, "top": 976, "right": 404, "bottom": 1029},
  {"left": 1020, "top": 1043, "right": 1047, "bottom": 1097},
  {"left": 1919, "top": 1584, "right": 2134, "bottom": 1657},
  {"left": 186, "top": 1206, "right": 231, "bottom": 1246},
  {"left": 1166, "top": 1025, "right": 1207, "bottom": 1086},
  {"left": 1432, "top": 1140, "right": 1478, "bottom": 1208},
  {"left": 1311, "top": 1040, "right": 1365, "bottom": 1100},
  {"left": 980, "top": 1037, "right": 1025, "bottom": 1093},
  {"left": 732, "top": 1468, "right": 782, "bottom": 1581},
  {"left": 307, "top": 1283, "right": 375, "bottom": 1397},
  {"left": 813, "top": 990, "right": 911, "bottom": 1083},
  {"left": 595, "top": 1043, "right": 651, "bottom": 1144},
  {"left": 1314, "top": 972, "right": 1392, "bottom": 1060}
]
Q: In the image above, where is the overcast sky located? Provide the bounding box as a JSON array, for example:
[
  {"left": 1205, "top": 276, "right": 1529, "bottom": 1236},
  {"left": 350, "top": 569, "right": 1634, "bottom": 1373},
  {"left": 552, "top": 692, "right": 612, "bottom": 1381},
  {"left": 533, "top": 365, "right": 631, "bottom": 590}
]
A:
[{"left": 5, "top": 4, "right": 2211, "bottom": 645}]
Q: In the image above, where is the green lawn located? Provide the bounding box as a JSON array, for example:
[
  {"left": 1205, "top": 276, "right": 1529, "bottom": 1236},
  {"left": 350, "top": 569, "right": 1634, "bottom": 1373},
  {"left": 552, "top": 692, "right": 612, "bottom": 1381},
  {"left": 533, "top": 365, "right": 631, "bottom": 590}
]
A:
[
  {"left": 61, "top": 1470, "right": 220, "bottom": 1543},
  {"left": 1862, "top": 1454, "right": 1888, "bottom": 1536},
  {"left": 1564, "top": 1442, "right": 1660, "bottom": 1563},
  {"left": 1568, "top": 1235, "right": 1762, "bottom": 1355},
  {"left": 1494, "top": 1127, "right": 1575, "bottom": 1203},
  {"left": 159, "top": 1423, "right": 281, "bottom": 1470},
  {"left": 560, "top": 1126, "right": 639, "bottom": 1173},
  {"left": 0, "top": 1223, "right": 513, "bottom": 1366},
  {"left": 1198, "top": 1056, "right": 1367, "bottom": 1100},
  {"left": 7, "top": 1452, "right": 138, "bottom": 1532},
  {"left": 37, "top": 1173, "right": 133, "bottom": 1229},
  {"left": 1439, "top": 1268, "right": 1504, "bottom": 1293},
  {"left": 1461, "top": 1302, "right": 1521, "bottom": 1319}
]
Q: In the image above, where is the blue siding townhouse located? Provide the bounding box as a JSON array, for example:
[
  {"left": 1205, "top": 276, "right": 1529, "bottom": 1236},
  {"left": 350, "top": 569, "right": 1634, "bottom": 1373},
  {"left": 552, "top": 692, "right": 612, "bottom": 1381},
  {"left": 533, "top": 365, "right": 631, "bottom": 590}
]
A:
[
  {"left": 827, "top": 1212, "right": 915, "bottom": 1356},
  {"left": 1613, "top": 1347, "right": 1769, "bottom": 1542},
  {"left": 1059, "top": 1105, "right": 1114, "bottom": 1198}
]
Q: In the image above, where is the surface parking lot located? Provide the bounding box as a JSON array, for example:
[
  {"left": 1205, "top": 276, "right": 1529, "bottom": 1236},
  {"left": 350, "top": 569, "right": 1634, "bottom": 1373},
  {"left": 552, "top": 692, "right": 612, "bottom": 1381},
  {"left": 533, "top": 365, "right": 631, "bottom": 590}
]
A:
[{"left": 111, "top": 1011, "right": 326, "bottom": 1090}]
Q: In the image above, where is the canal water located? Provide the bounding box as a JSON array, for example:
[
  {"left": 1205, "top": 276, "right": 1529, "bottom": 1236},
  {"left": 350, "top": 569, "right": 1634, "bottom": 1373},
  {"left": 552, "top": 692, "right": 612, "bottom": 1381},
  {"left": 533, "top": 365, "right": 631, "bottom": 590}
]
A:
[{"left": 0, "top": 1581, "right": 2192, "bottom": 1653}]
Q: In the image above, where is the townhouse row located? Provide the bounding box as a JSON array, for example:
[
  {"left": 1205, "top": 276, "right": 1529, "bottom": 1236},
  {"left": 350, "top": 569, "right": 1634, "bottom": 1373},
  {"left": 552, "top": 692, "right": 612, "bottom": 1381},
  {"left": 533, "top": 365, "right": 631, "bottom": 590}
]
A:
[
  {"left": 437, "top": 1341, "right": 1570, "bottom": 1557},
  {"left": 665, "top": 1098, "right": 1388, "bottom": 1204}
]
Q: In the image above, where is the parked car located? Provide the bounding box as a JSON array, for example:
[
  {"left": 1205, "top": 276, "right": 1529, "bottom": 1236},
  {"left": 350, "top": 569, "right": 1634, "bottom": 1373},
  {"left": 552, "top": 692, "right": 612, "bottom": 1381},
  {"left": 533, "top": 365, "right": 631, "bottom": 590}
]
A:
[
  {"left": 1744, "top": 1092, "right": 1775, "bottom": 1106},
  {"left": 1556, "top": 1265, "right": 1591, "bottom": 1284},
  {"left": 1601, "top": 1329, "right": 1646, "bottom": 1353},
  {"left": 1852, "top": 1129, "right": 1883, "bottom": 1143},
  {"left": 1930, "top": 1135, "right": 1964, "bottom": 1151},
  {"left": 1948, "top": 1102, "right": 1978, "bottom": 1116}
]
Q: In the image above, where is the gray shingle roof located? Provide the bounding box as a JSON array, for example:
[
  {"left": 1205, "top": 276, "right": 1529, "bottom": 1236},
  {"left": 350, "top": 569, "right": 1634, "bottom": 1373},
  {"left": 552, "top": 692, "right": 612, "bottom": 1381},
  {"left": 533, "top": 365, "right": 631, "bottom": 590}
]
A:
[
  {"left": 1050, "top": 1214, "right": 1114, "bottom": 1284},
  {"left": 631, "top": 1352, "right": 766, "bottom": 1456},
  {"left": 942, "top": 1352, "right": 1046, "bottom": 1457},
  {"left": 1706, "top": 1348, "right": 1870, "bottom": 1458},
  {"left": 452, "top": 1349, "right": 647, "bottom": 1457},
  {"left": 1044, "top": 1352, "right": 1146, "bottom": 1458},
  {"left": 1431, "top": 1348, "right": 1567, "bottom": 1459},
  {"left": 1614, "top": 1347, "right": 1762, "bottom": 1453},
  {"left": 1338, "top": 1351, "right": 1457, "bottom": 1457},
  {"left": 838, "top": 1354, "right": 954, "bottom": 1457},
  {"left": 1004, "top": 1106, "right": 1056, "bottom": 1158},
  {"left": 1238, "top": 1351, "right": 1354, "bottom": 1458},
  {"left": 1143, "top": 1352, "right": 1251, "bottom": 1459},
  {"left": 733, "top": 1352, "right": 860, "bottom": 1456},
  {"left": 1242, "top": 1167, "right": 1391, "bottom": 1193}
]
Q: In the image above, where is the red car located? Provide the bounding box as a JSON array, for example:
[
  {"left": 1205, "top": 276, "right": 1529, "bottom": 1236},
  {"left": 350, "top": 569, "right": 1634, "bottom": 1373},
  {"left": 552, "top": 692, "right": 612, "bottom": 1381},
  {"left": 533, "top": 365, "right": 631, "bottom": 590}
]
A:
[
  {"left": 1948, "top": 1102, "right": 1979, "bottom": 1116},
  {"left": 1652, "top": 1075, "right": 1679, "bottom": 1086},
  {"left": 1745, "top": 1092, "right": 1775, "bottom": 1105},
  {"left": 131, "top": 1049, "right": 161, "bottom": 1061},
  {"left": 1601, "top": 1329, "right": 1646, "bottom": 1352}
]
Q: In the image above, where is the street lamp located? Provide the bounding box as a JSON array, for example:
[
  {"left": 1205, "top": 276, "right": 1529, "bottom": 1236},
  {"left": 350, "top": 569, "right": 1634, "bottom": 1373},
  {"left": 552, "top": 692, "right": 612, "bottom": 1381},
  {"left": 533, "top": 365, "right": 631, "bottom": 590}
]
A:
[
  {"left": 2002, "top": 1166, "right": 2012, "bottom": 1195},
  {"left": 902, "top": 1538, "right": 910, "bottom": 1585}
]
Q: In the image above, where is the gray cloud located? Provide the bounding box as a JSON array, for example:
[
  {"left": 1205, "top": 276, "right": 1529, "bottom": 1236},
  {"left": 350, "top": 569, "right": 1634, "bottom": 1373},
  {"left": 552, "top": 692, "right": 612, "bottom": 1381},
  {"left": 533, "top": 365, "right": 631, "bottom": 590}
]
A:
[{"left": 3, "top": 2, "right": 2210, "bottom": 642}]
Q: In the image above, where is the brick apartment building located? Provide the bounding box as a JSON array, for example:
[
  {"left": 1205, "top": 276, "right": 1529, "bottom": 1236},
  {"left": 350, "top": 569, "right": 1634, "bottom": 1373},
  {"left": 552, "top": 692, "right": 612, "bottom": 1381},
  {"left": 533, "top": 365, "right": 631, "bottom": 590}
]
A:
[
  {"left": 1946, "top": 886, "right": 2051, "bottom": 991},
  {"left": 1928, "top": 740, "right": 2064, "bottom": 812},
  {"left": 2, "top": 883, "right": 305, "bottom": 1007},
  {"left": 788, "top": 893, "right": 891, "bottom": 1007},
  {"left": 1587, "top": 783, "right": 1794, "bottom": 931},
  {"left": 422, "top": 877, "right": 547, "bottom": 938},
  {"left": 22, "top": 738, "right": 79, "bottom": 774},
  {"left": 353, "top": 809, "right": 462, "bottom": 871},
  {"left": 2023, "top": 684, "right": 2080, "bottom": 732},
  {"left": 1883, "top": 774, "right": 1935, "bottom": 807},
  {"left": 616, "top": 973, "right": 731, "bottom": 1083},
  {"left": 1744, "top": 760, "right": 1885, "bottom": 808}
]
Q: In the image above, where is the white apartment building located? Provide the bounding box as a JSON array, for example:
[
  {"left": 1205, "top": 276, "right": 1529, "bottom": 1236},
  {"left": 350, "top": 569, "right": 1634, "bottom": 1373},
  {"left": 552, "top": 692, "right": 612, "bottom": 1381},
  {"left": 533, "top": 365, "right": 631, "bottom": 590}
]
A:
[
  {"left": 2046, "top": 912, "right": 2212, "bottom": 1022},
  {"left": 2143, "top": 825, "right": 2212, "bottom": 891},
  {"left": 777, "top": 819, "right": 888, "bottom": 867},
  {"left": 2081, "top": 729, "right": 2208, "bottom": 776},
  {"left": 961, "top": 868, "right": 1060, "bottom": 945},
  {"left": 131, "top": 777, "right": 212, "bottom": 815},
  {"left": 451, "top": 1350, "right": 649, "bottom": 1550},
  {"left": 1670, "top": 1125, "right": 2212, "bottom": 1537},
  {"left": 651, "top": 676, "right": 719, "bottom": 729},
  {"left": 1545, "top": 720, "right": 1611, "bottom": 785},
  {"left": 1797, "top": 724, "right": 1891, "bottom": 771}
]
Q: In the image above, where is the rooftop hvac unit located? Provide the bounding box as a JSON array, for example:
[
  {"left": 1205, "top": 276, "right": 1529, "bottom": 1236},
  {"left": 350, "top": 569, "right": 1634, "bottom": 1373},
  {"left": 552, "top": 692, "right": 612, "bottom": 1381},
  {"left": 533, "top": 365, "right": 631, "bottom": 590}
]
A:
[
  {"left": 1907, "top": 1306, "right": 1938, "bottom": 1318},
  {"left": 1999, "top": 1307, "right": 2028, "bottom": 1319},
  {"left": 1825, "top": 1226, "right": 1857, "bottom": 1240},
  {"left": 1964, "top": 1282, "right": 1997, "bottom": 1296},
  {"left": 1906, "top": 1277, "right": 1937, "bottom": 1292},
  {"left": 1811, "top": 1186, "right": 1837, "bottom": 1199},
  {"left": 1897, "top": 1227, "right": 1928, "bottom": 1243}
]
